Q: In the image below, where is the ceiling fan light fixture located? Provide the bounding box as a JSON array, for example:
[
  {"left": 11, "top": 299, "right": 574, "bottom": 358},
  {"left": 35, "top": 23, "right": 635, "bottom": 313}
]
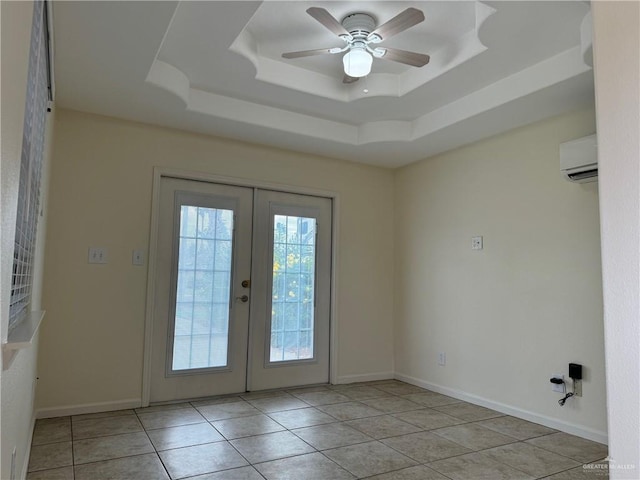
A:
[
  {"left": 342, "top": 48, "right": 372, "bottom": 77},
  {"left": 282, "top": 7, "right": 429, "bottom": 84}
]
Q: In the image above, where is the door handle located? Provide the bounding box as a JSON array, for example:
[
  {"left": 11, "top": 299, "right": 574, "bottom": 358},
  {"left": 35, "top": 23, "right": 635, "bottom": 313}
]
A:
[
  {"left": 235, "top": 295, "right": 249, "bottom": 303},
  {"left": 241, "top": 279, "right": 251, "bottom": 288}
]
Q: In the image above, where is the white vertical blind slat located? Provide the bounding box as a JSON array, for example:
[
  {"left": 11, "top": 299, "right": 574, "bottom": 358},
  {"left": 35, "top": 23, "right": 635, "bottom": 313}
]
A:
[{"left": 9, "top": 0, "right": 50, "bottom": 330}]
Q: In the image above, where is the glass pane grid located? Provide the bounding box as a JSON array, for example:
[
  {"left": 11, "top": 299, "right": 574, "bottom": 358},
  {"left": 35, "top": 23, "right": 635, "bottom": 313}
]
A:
[
  {"left": 270, "top": 215, "right": 316, "bottom": 362},
  {"left": 172, "top": 206, "right": 233, "bottom": 371}
]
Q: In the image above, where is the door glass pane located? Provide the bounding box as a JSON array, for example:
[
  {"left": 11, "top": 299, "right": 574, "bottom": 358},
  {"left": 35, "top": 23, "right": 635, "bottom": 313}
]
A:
[
  {"left": 270, "top": 215, "right": 316, "bottom": 362},
  {"left": 172, "top": 205, "right": 233, "bottom": 371}
]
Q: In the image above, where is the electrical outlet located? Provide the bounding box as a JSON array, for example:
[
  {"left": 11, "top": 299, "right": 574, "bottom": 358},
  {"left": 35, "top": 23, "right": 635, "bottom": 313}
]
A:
[
  {"left": 551, "top": 374, "right": 564, "bottom": 393},
  {"left": 438, "top": 352, "right": 446, "bottom": 366},
  {"left": 574, "top": 379, "right": 583, "bottom": 397},
  {"left": 132, "top": 249, "right": 145, "bottom": 266},
  {"left": 471, "top": 236, "right": 483, "bottom": 250},
  {"left": 88, "top": 247, "right": 108, "bottom": 264}
]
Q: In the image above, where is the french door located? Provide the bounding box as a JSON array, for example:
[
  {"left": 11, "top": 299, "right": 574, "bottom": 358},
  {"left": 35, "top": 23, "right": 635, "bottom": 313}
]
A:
[{"left": 149, "top": 177, "right": 331, "bottom": 402}]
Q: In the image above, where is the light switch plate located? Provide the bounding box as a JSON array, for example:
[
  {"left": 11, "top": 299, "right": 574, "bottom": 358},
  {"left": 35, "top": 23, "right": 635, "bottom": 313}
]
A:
[{"left": 88, "top": 247, "right": 108, "bottom": 264}]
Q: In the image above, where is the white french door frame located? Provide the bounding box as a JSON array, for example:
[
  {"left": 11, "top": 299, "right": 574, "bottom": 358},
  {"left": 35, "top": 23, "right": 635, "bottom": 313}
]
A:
[{"left": 141, "top": 167, "right": 340, "bottom": 406}]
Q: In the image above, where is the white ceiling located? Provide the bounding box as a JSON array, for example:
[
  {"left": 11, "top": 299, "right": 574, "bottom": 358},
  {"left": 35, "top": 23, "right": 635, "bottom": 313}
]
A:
[{"left": 52, "top": 1, "right": 595, "bottom": 168}]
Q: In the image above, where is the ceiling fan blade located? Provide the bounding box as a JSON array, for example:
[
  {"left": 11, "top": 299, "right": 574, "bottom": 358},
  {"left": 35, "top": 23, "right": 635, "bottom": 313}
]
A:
[
  {"left": 368, "top": 8, "right": 425, "bottom": 41},
  {"left": 380, "top": 47, "right": 430, "bottom": 67},
  {"left": 342, "top": 74, "right": 360, "bottom": 84},
  {"left": 282, "top": 47, "right": 338, "bottom": 59},
  {"left": 307, "top": 7, "right": 350, "bottom": 37}
]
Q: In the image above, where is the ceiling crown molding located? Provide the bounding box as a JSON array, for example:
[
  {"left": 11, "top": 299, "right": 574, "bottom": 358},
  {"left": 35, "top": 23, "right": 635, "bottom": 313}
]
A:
[{"left": 146, "top": 45, "right": 591, "bottom": 148}]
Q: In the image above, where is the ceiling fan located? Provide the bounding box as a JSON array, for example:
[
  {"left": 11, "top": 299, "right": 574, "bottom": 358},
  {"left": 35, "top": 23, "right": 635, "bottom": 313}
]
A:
[{"left": 282, "top": 7, "right": 430, "bottom": 84}]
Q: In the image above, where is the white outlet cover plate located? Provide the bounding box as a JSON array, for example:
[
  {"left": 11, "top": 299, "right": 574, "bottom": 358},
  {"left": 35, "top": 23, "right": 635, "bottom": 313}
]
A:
[
  {"left": 472, "top": 236, "right": 483, "bottom": 250},
  {"left": 132, "top": 249, "right": 145, "bottom": 266},
  {"left": 438, "top": 352, "right": 446, "bottom": 366},
  {"left": 551, "top": 374, "right": 564, "bottom": 393}
]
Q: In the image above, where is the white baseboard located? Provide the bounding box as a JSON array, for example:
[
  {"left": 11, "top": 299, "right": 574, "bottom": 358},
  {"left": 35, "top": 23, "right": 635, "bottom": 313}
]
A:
[
  {"left": 394, "top": 372, "right": 608, "bottom": 445},
  {"left": 35, "top": 398, "right": 142, "bottom": 419},
  {"left": 335, "top": 371, "right": 394, "bottom": 384},
  {"left": 20, "top": 414, "right": 37, "bottom": 480},
  {"left": 31, "top": 375, "right": 608, "bottom": 444}
]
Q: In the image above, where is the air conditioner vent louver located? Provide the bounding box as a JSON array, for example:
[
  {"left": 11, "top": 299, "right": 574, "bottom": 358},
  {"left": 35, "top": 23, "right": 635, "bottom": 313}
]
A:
[
  {"left": 560, "top": 134, "right": 598, "bottom": 183},
  {"left": 567, "top": 169, "right": 598, "bottom": 182}
]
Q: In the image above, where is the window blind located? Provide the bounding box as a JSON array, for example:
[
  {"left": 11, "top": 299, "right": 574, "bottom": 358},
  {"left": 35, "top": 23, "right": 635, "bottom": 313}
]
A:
[{"left": 9, "top": 0, "right": 51, "bottom": 330}]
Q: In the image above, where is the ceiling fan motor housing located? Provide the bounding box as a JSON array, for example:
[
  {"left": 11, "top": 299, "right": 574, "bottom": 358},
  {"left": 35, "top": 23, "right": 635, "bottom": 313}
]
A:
[{"left": 341, "top": 13, "right": 376, "bottom": 37}]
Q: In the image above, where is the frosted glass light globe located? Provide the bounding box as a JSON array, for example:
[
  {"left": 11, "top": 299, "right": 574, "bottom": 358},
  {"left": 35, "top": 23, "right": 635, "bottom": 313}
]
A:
[{"left": 343, "top": 48, "right": 373, "bottom": 77}]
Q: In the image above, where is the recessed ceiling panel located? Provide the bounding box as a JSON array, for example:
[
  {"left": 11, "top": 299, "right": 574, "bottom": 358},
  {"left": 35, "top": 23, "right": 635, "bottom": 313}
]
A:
[{"left": 52, "top": 0, "right": 595, "bottom": 167}]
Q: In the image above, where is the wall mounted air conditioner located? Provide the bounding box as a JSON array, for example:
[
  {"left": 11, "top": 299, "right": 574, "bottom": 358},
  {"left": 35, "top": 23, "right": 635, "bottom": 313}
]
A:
[{"left": 560, "top": 134, "right": 598, "bottom": 183}]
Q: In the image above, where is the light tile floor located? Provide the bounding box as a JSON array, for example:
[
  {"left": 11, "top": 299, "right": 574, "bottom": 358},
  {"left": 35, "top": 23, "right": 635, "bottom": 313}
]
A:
[{"left": 27, "top": 381, "right": 609, "bottom": 479}]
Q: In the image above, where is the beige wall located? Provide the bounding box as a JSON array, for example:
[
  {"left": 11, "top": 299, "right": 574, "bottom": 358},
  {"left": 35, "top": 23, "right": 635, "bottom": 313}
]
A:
[
  {"left": 1, "top": 1, "right": 55, "bottom": 478},
  {"left": 37, "top": 109, "right": 396, "bottom": 410},
  {"left": 394, "top": 108, "right": 606, "bottom": 441},
  {"left": 38, "top": 106, "right": 607, "bottom": 444},
  {"left": 593, "top": 1, "right": 640, "bottom": 476}
]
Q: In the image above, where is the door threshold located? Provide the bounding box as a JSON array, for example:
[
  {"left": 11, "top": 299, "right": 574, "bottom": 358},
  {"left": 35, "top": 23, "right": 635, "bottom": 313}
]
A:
[{"left": 149, "top": 383, "right": 331, "bottom": 406}]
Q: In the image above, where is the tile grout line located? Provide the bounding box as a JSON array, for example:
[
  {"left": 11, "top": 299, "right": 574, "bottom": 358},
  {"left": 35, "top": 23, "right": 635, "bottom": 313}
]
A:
[
  {"left": 417, "top": 436, "right": 598, "bottom": 479},
  {"left": 194, "top": 397, "right": 308, "bottom": 480},
  {"left": 313, "top": 445, "right": 367, "bottom": 479},
  {"left": 29, "top": 382, "right": 606, "bottom": 479},
  {"left": 195, "top": 395, "right": 305, "bottom": 478},
  {"left": 69, "top": 418, "right": 76, "bottom": 479},
  {"left": 134, "top": 406, "right": 173, "bottom": 480},
  {"left": 214, "top": 386, "right": 595, "bottom": 478}
]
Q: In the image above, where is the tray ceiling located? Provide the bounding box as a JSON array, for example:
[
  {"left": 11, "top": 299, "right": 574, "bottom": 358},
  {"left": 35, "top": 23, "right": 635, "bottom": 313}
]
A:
[{"left": 52, "top": 1, "right": 595, "bottom": 167}]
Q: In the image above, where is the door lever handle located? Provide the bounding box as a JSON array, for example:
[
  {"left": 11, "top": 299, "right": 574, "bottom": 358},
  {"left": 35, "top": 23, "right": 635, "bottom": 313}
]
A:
[{"left": 235, "top": 295, "right": 249, "bottom": 303}]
